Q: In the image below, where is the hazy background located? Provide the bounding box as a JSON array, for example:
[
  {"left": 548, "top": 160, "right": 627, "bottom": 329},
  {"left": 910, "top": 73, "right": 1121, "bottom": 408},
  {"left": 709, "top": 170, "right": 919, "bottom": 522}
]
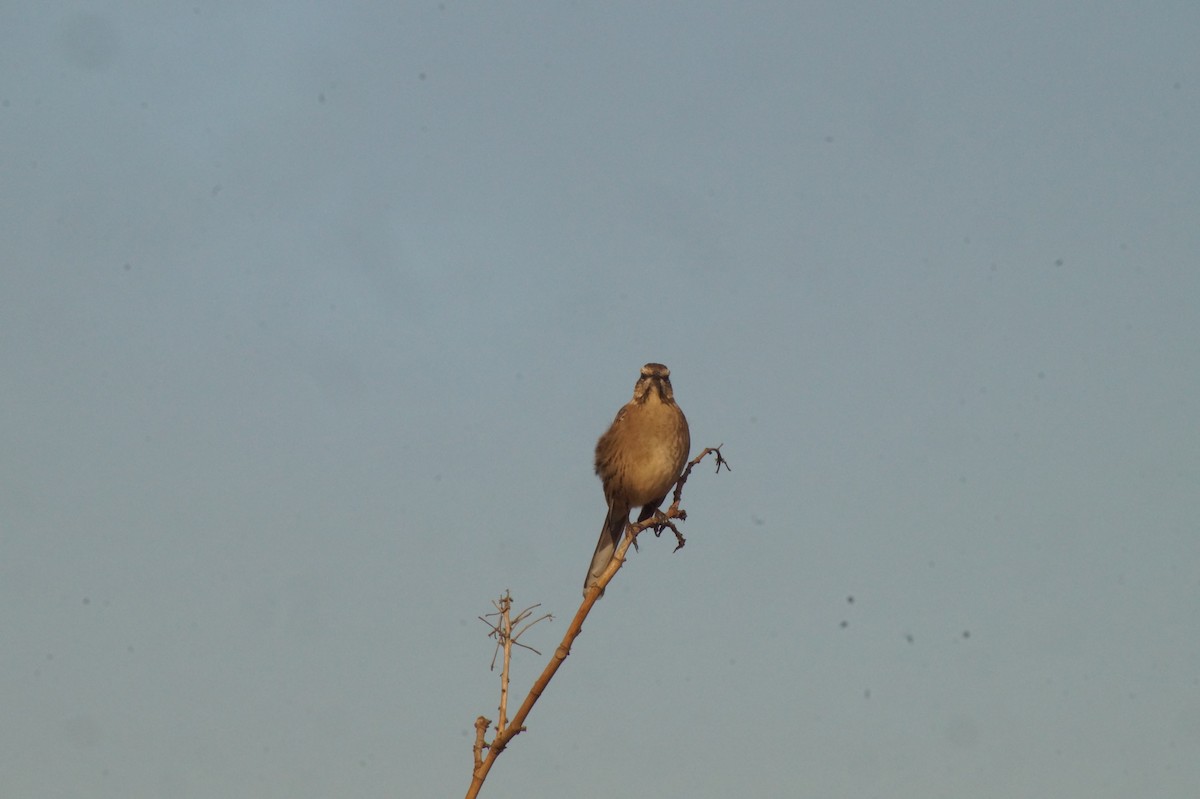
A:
[{"left": 3, "top": 3, "right": 1198, "bottom": 797}]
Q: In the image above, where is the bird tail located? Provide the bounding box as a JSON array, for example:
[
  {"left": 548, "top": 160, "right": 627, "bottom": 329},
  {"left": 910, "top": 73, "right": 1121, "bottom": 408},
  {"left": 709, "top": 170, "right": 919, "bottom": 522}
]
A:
[{"left": 584, "top": 502, "right": 627, "bottom": 596}]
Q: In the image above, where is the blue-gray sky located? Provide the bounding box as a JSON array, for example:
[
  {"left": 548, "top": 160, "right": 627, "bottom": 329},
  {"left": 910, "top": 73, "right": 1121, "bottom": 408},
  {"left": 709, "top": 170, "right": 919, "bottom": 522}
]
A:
[{"left": 3, "top": 3, "right": 1199, "bottom": 797}]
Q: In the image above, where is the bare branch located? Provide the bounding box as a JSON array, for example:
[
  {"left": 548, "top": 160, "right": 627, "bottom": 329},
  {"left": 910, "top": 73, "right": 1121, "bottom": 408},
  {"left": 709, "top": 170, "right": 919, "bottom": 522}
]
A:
[{"left": 465, "top": 444, "right": 727, "bottom": 799}]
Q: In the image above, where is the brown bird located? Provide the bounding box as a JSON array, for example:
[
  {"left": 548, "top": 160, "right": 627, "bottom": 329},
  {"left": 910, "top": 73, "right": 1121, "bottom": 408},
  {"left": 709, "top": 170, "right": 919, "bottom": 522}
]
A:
[{"left": 585, "top": 363, "right": 690, "bottom": 595}]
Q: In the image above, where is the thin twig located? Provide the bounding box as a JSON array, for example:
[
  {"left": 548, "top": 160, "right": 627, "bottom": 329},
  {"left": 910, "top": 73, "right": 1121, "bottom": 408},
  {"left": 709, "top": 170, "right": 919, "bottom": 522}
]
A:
[{"left": 472, "top": 716, "right": 490, "bottom": 773}]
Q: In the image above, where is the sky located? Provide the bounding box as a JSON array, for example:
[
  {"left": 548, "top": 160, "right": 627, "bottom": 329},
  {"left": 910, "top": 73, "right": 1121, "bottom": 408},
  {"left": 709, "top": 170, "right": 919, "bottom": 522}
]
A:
[{"left": 3, "top": 3, "right": 1199, "bottom": 797}]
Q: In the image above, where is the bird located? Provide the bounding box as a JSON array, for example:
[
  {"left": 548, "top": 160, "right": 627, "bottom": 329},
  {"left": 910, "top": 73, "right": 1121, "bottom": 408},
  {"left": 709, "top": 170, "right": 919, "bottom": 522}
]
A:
[{"left": 585, "top": 362, "right": 690, "bottom": 595}]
